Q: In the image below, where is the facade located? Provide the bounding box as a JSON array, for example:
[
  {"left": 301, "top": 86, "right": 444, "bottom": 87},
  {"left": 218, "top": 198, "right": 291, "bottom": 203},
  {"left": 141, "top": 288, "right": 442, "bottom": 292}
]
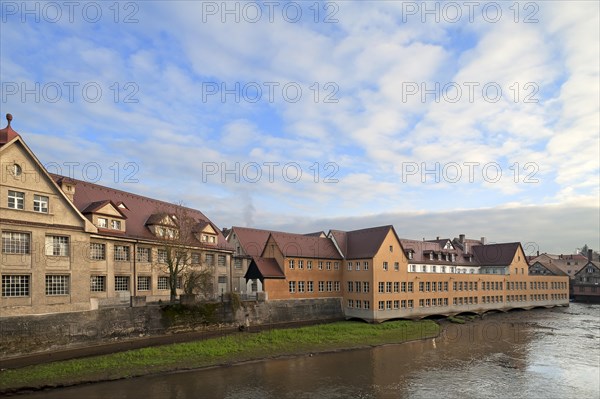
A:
[
  {"left": 1, "top": 116, "right": 233, "bottom": 316},
  {"left": 245, "top": 226, "right": 570, "bottom": 322},
  {"left": 572, "top": 260, "right": 600, "bottom": 303}
]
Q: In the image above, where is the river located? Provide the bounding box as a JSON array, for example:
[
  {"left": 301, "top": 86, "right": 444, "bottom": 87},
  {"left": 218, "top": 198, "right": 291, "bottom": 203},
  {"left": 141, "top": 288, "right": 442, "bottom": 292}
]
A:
[{"left": 21, "top": 303, "right": 600, "bottom": 399}]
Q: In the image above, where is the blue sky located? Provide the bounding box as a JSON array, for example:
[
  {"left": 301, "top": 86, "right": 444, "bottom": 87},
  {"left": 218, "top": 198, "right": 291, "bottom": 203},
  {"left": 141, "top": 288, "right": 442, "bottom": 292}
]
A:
[{"left": 1, "top": 1, "right": 598, "bottom": 253}]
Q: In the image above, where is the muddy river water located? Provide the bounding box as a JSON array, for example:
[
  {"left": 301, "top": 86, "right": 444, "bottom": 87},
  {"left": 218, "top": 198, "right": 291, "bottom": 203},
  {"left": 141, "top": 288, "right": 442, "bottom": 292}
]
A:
[{"left": 21, "top": 303, "right": 600, "bottom": 399}]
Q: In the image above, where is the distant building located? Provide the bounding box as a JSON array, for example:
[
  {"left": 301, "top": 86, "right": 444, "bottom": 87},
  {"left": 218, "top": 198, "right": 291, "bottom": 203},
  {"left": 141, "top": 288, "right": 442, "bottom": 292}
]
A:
[{"left": 572, "top": 249, "right": 600, "bottom": 303}]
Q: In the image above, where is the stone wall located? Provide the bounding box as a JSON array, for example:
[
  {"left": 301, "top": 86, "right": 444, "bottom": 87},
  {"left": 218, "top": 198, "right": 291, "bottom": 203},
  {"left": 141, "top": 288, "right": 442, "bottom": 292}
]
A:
[{"left": 0, "top": 298, "right": 343, "bottom": 358}]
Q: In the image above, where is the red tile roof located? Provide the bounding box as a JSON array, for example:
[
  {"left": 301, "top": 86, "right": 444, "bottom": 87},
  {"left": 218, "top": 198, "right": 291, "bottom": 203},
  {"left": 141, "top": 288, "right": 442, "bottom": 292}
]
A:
[
  {"left": 230, "top": 227, "right": 273, "bottom": 257},
  {"left": 472, "top": 242, "right": 522, "bottom": 266},
  {"left": 248, "top": 257, "right": 285, "bottom": 279},
  {"left": 50, "top": 173, "right": 233, "bottom": 251},
  {"left": 330, "top": 225, "right": 395, "bottom": 259},
  {"left": 268, "top": 231, "right": 342, "bottom": 259},
  {"left": 530, "top": 261, "right": 568, "bottom": 276}
]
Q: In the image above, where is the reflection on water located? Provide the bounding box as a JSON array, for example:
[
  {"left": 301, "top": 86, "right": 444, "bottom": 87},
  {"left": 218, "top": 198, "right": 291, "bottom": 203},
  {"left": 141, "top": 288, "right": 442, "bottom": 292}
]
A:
[{"left": 20, "top": 303, "right": 600, "bottom": 399}]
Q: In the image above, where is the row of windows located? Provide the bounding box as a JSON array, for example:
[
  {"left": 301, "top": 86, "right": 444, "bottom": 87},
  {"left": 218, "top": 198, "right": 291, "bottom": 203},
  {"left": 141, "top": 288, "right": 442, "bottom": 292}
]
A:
[
  {"left": 2, "top": 232, "right": 70, "bottom": 256},
  {"left": 288, "top": 260, "right": 340, "bottom": 270},
  {"left": 91, "top": 275, "right": 183, "bottom": 292},
  {"left": 347, "top": 300, "right": 371, "bottom": 309},
  {"left": 346, "top": 261, "right": 370, "bottom": 271},
  {"left": 410, "top": 264, "right": 477, "bottom": 273},
  {"left": 347, "top": 281, "right": 370, "bottom": 293},
  {"left": 288, "top": 280, "right": 341, "bottom": 293},
  {"left": 1, "top": 274, "right": 69, "bottom": 297},
  {"left": 377, "top": 299, "right": 415, "bottom": 310},
  {"left": 374, "top": 281, "right": 416, "bottom": 293},
  {"left": 97, "top": 217, "right": 122, "bottom": 230},
  {"left": 7, "top": 190, "right": 49, "bottom": 213}
]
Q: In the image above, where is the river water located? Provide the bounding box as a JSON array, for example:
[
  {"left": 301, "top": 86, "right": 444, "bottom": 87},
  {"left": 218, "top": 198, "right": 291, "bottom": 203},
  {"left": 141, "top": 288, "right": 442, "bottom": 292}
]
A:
[{"left": 21, "top": 303, "right": 599, "bottom": 399}]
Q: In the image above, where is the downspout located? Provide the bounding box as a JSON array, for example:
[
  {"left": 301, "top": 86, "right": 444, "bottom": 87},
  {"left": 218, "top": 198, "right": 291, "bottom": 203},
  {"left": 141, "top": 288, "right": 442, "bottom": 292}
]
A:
[{"left": 133, "top": 241, "right": 137, "bottom": 298}]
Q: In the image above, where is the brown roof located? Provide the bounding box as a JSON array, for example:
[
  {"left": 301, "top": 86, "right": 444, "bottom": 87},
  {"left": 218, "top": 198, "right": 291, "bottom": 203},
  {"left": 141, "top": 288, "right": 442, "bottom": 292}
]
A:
[
  {"left": 0, "top": 114, "right": 20, "bottom": 147},
  {"left": 50, "top": 173, "right": 233, "bottom": 251},
  {"left": 245, "top": 257, "right": 285, "bottom": 280},
  {"left": 343, "top": 225, "right": 396, "bottom": 259},
  {"left": 529, "top": 253, "right": 587, "bottom": 275},
  {"left": 328, "top": 230, "right": 348, "bottom": 257},
  {"left": 269, "top": 231, "right": 342, "bottom": 259},
  {"left": 530, "top": 261, "right": 568, "bottom": 276},
  {"left": 231, "top": 227, "right": 274, "bottom": 257},
  {"left": 472, "top": 242, "right": 522, "bottom": 266}
]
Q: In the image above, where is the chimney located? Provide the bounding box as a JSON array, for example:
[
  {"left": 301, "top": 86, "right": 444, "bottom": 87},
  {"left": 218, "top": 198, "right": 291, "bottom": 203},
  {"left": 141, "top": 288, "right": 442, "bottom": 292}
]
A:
[
  {"left": 436, "top": 236, "right": 440, "bottom": 240},
  {"left": 58, "top": 177, "right": 76, "bottom": 202},
  {"left": 588, "top": 249, "right": 593, "bottom": 262},
  {"left": 459, "top": 234, "right": 465, "bottom": 243},
  {"left": 537, "top": 250, "right": 539, "bottom": 256},
  {"left": 480, "top": 237, "right": 486, "bottom": 245}
]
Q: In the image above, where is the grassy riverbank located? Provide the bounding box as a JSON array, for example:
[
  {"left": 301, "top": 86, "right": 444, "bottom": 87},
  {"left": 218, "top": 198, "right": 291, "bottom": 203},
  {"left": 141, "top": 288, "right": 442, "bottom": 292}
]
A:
[{"left": 0, "top": 320, "right": 439, "bottom": 393}]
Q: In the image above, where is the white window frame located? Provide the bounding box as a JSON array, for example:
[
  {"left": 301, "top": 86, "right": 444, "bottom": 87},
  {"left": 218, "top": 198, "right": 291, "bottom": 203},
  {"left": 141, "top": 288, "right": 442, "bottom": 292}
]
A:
[
  {"left": 90, "top": 275, "right": 106, "bottom": 292},
  {"left": 33, "top": 194, "right": 49, "bottom": 213},
  {"left": 2, "top": 231, "right": 30, "bottom": 254},
  {"left": 45, "top": 235, "right": 69, "bottom": 257},
  {"left": 90, "top": 243, "right": 106, "bottom": 260},
  {"left": 115, "top": 275, "right": 130, "bottom": 291},
  {"left": 2, "top": 275, "right": 30, "bottom": 297},
  {"left": 45, "top": 275, "right": 70, "bottom": 295},
  {"left": 8, "top": 190, "right": 24, "bottom": 210}
]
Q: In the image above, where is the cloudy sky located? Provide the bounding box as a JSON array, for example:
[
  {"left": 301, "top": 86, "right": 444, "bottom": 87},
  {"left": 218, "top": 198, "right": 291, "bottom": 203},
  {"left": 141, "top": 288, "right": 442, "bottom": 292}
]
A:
[{"left": 1, "top": 1, "right": 598, "bottom": 254}]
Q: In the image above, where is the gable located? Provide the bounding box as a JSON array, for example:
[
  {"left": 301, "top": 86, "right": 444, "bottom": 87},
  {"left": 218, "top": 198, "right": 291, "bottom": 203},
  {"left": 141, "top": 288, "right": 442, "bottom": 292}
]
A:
[
  {"left": 200, "top": 223, "right": 217, "bottom": 235},
  {"left": 0, "top": 139, "right": 95, "bottom": 232},
  {"left": 96, "top": 202, "right": 125, "bottom": 218}
]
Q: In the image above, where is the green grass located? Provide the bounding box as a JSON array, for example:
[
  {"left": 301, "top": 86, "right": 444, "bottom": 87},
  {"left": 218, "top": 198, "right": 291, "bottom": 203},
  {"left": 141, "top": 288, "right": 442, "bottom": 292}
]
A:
[{"left": 0, "top": 320, "right": 439, "bottom": 392}]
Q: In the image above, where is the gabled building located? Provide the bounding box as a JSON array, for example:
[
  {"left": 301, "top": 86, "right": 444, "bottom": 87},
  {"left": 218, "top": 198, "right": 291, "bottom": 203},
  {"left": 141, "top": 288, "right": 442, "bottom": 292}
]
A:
[
  {"left": 246, "top": 231, "right": 343, "bottom": 300},
  {"left": 1, "top": 115, "right": 233, "bottom": 315},
  {"left": 572, "top": 250, "right": 600, "bottom": 303}
]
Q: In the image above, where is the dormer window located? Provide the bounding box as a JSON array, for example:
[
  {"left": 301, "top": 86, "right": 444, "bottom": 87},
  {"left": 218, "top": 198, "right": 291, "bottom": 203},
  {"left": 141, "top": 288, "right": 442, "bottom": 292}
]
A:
[
  {"left": 98, "top": 218, "right": 108, "bottom": 228},
  {"left": 111, "top": 220, "right": 121, "bottom": 230},
  {"left": 408, "top": 251, "right": 413, "bottom": 260},
  {"left": 429, "top": 253, "right": 433, "bottom": 260}
]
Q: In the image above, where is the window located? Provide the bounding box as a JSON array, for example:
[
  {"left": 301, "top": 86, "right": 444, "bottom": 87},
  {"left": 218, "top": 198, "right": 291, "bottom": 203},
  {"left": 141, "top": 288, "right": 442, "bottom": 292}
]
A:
[
  {"left": 115, "top": 276, "right": 130, "bottom": 291},
  {"left": 364, "top": 261, "right": 369, "bottom": 270},
  {"left": 432, "top": 265, "right": 437, "bottom": 273},
  {"left": 137, "top": 276, "right": 151, "bottom": 291},
  {"left": 289, "top": 260, "right": 295, "bottom": 269},
  {"left": 363, "top": 281, "right": 369, "bottom": 292},
  {"left": 11, "top": 163, "right": 22, "bottom": 176},
  {"left": 326, "top": 262, "right": 331, "bottom": 270},
  {"left": 356, "top": 300, "right": 361, "bottom": 309},
  {"left": 393, "top": 300, "right": 399, "bottom": 309},
  {"left": 408, "top": 282, "right": 414, "bottom": 292},
  {"left": 318, "top": 281, "right": 324, "bottom": 292},
  {"left": 334, "top": 262, "right": 339, "bottom": 270},
  {"left": 289, "top": 281, "right": 296, "bottom": 293},
  {"left": 298, "top": 260, "right": 304, "bottom": 269},
  {"left": 422, "top": 265, "right": 427, "bottom": 272},
  {"left": 356, "top": 262, "right": 360, "bottom": 271},
  {"left": 407, "top": 300, "right": 413, "bottom": 308},
  {"left": 205, "top": 253, "right": 214, "bottom": 265},
  {"left": 379, "top": 282, "right": 385, "bottom": 293},
  {"left": 158, "top": 276, "right": 169, "bottom": 290},
  {"left": 327, "top": 281, "right": 333, "bottom": 291},
  {"left": 33, "top": 195, "right": 49, "bottom": 213},
  {"left": 348, "top": 299, "right": 354, "bottom": 308},
  {"left": 383, "top": 262, "right": 388, "bottom": 271},
  {"left": 386, "top": 282, "right": 392, "bottom": 293},
  {"left": 419, "top": 282, "right": 424, "bottom": 292},
  {"left": 111, "top": 220, "right": 121, "bottom": 230},
  {"left": 348, "top": 281, "right": 353, "bottom": 292},
  {"left": 136, "top": 247, "right": 152, "bottom": 263},
  {"left": 114, "top": 245, "right": 130, "bottom": 261},
  {"left": 8, "top": 190, "right": 24, "bottom": 210},
  {"left": 234, "top": 258, "right": 242, "bottom": 269},
  {"left": 364, "top": 300, "right": 370, "bottom": 309},
  {"left": 307, "top": 261, "right": 312, "bottom": 270},
  {"left": 90, "top": 275, "right": 106, "bottom": 292},
  {"left": 2, "top": 231, "right": 30, "bottom": 254},
  {"left": 2, "top": 275, "right": 30, "bottom": 297},
  {"left": 408, "top": 251, "right": 414, "bottom": 260},
  {"left": 97, "top": 218, "right": 108, "bottom": 228},
  {"left": 426, "top": 282, "right": 430, "bottom": 292},
  {"left": 45, "top": 236, "right": 69, "bottom": 256},
  {"left": 45, "top": 275, "right": 69, "bottom": 295},
  {"left": 394, "top": 262, "right": 399, "bottom": 271},
  {"left": 348, "top": 262, "right": 353, "bottom": 271},
  {"left": 386, "top": 300, "right": 392, "bottom": 310},
  {"left": 318, "top": 262, "right": 323, "bottom": 270},
  {"left": 217, "top": 255, "right": 226, "bottom": 266},
  {"left": 335, "top": 281, "right": 340, "bottom": 291},
  {"left": 401, "top": 282, "right": 407, "bottom": 292},
  {"left": 419, "top": 299, "right": 424, "bottom": 307},
  {"left": 298, "top": 281, "right": 305, "bottom": 293},
  {"left": 379, "top": 301, "right": 385, "bottom": 310},
  {"left": 389, "top": 245, "right": 393, "bottom": 252},
  {"left": 157, "top": 249, "right": 168, "bottom": 263},
  {"left": 307, "top": 281, "right": 313, "bottom": 292},
  {"left": 355, "top": 281, "right": 361, "bottom": 292},
  {"left": 187, "top": 252, "right": 199, "bottom": 264}
]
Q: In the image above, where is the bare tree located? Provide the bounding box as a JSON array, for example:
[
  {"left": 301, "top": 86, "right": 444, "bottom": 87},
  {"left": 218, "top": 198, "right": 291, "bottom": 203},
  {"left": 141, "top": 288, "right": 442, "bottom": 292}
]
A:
[{"left": 149, "top": 204, "right": 215, "bottom": 302}]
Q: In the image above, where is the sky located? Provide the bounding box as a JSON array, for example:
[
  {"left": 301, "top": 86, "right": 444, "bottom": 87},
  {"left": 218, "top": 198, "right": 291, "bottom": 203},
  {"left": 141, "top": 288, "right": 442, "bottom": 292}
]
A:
[{"left": 1, "top": 1, "right": 598, "bottom": 254}]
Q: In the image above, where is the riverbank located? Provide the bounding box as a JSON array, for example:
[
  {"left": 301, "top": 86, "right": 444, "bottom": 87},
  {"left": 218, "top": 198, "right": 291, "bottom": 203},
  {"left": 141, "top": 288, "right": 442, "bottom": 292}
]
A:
[{"left": 0, "top": 320, "right": 439, "bottom": 395}]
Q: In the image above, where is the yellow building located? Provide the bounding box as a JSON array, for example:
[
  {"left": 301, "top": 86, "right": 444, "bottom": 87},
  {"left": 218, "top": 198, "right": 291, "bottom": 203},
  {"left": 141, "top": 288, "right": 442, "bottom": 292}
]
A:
[{"left": 1, "top": 115, "right": 233, "bottom": 316}]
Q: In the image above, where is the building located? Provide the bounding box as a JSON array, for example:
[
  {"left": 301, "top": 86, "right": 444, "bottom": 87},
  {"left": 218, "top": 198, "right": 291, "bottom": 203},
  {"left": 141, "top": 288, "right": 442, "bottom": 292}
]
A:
[
  {"left": 1, "top": 115, "right": 233, "bottom": 316},
  {"left": 571, "top": 249, "right": 600, "bottom": 303},
  {"left": 244, "top": 226, "right": 570, "bottom": 322}
]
